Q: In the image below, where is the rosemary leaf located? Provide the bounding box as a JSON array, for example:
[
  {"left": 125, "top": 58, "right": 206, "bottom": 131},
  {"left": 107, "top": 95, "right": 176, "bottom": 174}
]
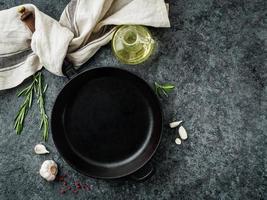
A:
[
  {"left": 29, "top": 90, "right": 33, "bottom": 108},
  {"left": 39, "top": 119, "right": 44, "bottom": 130},
  {"left": 43, "top": 84, "right": 48, "bottom": 93},
  {"left": 17, "top": 87, "right": 29, "bottom": 97},
  {"left": 161, "top": 84, "right": 175, "bottom": 89},
  {"left": 154, "top": 82, "right": 175, "bottom": 98},
  {"left": 161, "top": 89, "right": 169, "bottom": 97}
]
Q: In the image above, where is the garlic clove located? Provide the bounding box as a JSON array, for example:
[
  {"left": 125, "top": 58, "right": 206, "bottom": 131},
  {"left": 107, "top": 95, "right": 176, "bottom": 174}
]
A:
[
  {"left": 39, "top": 160, "right": 58, "bottom": 181},
  {"left": 169, "top": 120, "right": 183, "bottom": 128},
  {"left": 178, "top": 125, "right": 188, "bottom": 140},
  {"left": 175, "top": 138, "right": 182, "bottom": 145},
  {"left": 34, "top": 144, "right": 49, "bottom": 154}
]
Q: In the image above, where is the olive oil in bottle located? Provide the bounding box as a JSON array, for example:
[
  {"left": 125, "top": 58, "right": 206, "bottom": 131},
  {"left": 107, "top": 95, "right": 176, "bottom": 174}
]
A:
[{"left": 112, "top": 25, "right": 155, "bottom": 65}]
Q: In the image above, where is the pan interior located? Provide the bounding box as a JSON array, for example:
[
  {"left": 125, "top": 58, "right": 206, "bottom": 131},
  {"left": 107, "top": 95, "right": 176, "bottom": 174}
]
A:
[{"left": 64, "top": 76, "right": 153, "bottom": 166}]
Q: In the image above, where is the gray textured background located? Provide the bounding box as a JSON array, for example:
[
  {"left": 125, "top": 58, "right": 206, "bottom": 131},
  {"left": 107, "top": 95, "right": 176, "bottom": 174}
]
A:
[{"left": 0, "top": 0, "right": 266, "bottom": 199}]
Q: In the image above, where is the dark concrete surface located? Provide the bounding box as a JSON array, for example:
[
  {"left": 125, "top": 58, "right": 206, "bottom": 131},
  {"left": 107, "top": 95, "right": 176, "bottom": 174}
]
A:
[{"left": 0, "top": 0, "right": 266, "bottom": 199}]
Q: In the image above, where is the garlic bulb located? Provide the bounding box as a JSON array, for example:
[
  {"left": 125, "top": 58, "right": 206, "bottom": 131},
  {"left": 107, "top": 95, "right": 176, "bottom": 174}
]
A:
[
  {"left": 34, "top": 144, "right": 49, "bottom": 154},
  {"left": 39, "top": 160, "right": 58, "bottom": 181},
  {"left": 178, "top": 126, "right": 188, "bottom": 140},
  {"left": 169, "top": 120, "right": 183, "bottom": 128}
]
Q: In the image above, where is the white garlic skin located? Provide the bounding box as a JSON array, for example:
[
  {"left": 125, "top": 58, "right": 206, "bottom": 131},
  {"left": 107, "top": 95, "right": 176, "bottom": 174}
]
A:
[
  {"left": 178, "top": 126, "right": 188, "bottom": 140},
  {"left": 169, "top": 120, "right": 183, "bottom": 128},
  {"left": 39, "top": 160, "right": 58, "bottom": 181},
  {"left": 34, "top": 144, "right": 49, "bottom": 154}
]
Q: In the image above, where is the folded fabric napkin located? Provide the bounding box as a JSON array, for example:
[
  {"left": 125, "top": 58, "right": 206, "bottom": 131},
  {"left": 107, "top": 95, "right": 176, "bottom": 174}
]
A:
[{"left": 0, "top": 0, "right": 170, "bottom": 90}]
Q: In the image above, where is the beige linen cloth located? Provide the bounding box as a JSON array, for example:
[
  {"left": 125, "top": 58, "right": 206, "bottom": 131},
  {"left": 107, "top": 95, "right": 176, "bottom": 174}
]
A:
[{"left": 0, "top": 0, "right": 170, "bottom": 90}]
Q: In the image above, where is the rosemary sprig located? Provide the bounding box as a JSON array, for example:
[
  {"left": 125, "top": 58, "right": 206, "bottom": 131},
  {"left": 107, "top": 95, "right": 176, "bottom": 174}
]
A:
[
  {"left": 14, "top": 72, "right": 49, "bottom": 141},
  {"left": 154, "top": 82, "right": 175, "bottom": 97},
  {"left": 35, "top": 72, "right": 49, "bottom": 141},
  {"left": 14, "top": 78, "right": 35, "bottom": 134}
]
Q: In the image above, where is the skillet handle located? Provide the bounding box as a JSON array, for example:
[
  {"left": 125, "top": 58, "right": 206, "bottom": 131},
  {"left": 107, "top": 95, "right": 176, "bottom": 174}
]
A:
[
  {"left": 18, "top": 6, "right": 35, "bottom": 32},
  {"left": 62, "top": 58, "right": 78, "bottom": 79},
  {"left": 130, "top": 162, "right": 154, "bottom": 181}
]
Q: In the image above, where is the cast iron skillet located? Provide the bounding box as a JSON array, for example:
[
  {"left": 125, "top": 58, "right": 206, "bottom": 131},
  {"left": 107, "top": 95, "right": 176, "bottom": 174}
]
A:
[{"left": 51, "top": 65, "right": 162, "bottom": 180}]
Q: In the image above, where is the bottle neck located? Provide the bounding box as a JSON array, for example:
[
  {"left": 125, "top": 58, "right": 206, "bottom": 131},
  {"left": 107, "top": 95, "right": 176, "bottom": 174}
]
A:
[{"left": 121, "top": 29, "right": 143, "bottom": 52}]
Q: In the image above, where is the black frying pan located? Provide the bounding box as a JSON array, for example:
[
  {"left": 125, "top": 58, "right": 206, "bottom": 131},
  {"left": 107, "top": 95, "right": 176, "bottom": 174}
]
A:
[{"left": 51, "top": 65, "right": 162, "bottom": 180}]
